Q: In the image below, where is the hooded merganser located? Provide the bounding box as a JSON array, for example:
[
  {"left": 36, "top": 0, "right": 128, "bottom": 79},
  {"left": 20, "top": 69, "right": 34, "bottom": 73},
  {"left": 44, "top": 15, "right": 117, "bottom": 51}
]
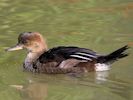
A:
[{"left": 6, "top": 32, "right": 129, "bottom": 74}]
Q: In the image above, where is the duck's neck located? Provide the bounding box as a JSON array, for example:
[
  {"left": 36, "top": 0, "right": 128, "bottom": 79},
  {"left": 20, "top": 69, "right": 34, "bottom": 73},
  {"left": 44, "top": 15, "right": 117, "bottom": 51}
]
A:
[
  {"left": 25, "top": 52, "right": 43, "bottom": 63},
  {"left": 24, "top": 43, "right": 48, "bottom": 71}
]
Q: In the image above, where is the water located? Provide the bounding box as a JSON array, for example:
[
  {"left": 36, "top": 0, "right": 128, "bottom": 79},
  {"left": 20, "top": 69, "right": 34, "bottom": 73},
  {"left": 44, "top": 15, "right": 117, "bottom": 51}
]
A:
[{"left": 0, "top": 0, "right": 133, "bottom": 100}]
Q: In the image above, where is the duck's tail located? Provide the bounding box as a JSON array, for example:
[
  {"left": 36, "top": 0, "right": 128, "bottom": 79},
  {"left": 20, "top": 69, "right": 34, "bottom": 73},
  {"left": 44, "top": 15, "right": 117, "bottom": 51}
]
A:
[{"left": 97, "top": 45, "right": 129, "bottom": 64}]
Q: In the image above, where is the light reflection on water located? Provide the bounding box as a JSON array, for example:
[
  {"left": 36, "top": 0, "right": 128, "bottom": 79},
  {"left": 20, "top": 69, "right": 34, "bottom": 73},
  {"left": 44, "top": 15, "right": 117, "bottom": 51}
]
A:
[
  {"left": 15, "top": 71, "right": 131, "bottom": 100},
  {"left": 0, "top": 0, "right": 133, "bottom": 100}
]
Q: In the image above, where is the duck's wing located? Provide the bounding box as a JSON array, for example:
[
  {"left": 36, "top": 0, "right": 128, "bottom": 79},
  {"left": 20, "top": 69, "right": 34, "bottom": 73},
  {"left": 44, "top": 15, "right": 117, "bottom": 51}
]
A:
[{"left": 38, "top": 46, "right": 99, "bottom": 68}]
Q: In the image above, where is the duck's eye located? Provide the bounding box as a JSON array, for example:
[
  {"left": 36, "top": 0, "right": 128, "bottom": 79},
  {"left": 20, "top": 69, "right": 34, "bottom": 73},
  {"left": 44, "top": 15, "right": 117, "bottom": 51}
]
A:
[{"left": 21, "top": 40, "right": 28, "bottom": 44}]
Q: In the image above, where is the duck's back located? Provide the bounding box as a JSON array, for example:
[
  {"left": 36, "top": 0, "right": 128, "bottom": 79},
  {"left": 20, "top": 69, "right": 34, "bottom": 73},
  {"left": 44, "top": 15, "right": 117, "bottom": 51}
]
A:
[{"left": 32, "top": 46, "right": 99, "bottom": 74}]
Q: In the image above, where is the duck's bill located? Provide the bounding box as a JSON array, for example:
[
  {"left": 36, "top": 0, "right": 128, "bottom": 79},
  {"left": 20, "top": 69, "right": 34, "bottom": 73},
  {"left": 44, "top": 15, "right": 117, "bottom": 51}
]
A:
[{"left": 5, "top": 44, "right": 23, "bottom": 52}]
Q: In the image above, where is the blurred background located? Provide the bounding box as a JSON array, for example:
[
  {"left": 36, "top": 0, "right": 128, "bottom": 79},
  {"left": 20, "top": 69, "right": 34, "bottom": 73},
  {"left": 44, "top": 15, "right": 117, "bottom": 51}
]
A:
[{"left": 0, "top": 0, "right": 133, "bottom": 100}]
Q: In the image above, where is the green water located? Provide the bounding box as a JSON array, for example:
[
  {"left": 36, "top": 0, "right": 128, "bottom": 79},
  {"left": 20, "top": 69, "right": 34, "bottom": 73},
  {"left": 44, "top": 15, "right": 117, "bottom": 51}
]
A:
[{"left": 0, "top": 0, "right": 133, "bottom": 100}]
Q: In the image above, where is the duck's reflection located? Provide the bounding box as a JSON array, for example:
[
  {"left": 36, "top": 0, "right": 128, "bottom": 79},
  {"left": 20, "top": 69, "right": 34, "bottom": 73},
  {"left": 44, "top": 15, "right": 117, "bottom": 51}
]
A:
[
  {"left": 95, "top": 71, "right": 109, "bottom": 84},
  {"left": 10, "top": 81, "right": 48, "bottom": 100},
  {"left": 24, "top": 82, "right": 47, "bottom": 100},
  {"left": 95, "top": 71, "right": 131, "bottom": 100},
  {"left": 10, "top": 70, "right": 131, "bottom": 100}
]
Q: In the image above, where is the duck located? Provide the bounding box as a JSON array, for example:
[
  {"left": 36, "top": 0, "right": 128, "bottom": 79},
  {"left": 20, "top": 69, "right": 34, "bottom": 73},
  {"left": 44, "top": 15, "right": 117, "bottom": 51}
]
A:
[{"left": 6, "top": 32, "right": 129, "bottom": 74}]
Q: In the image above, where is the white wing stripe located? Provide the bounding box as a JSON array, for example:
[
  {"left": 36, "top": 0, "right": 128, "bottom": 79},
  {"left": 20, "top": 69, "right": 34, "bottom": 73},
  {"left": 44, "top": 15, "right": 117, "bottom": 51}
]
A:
[
  {"left": 75, "top": 52, "right": 97, "bottom": 58},
  {"left": 70, "top": 55, "right": 92, "bottom": 61}
]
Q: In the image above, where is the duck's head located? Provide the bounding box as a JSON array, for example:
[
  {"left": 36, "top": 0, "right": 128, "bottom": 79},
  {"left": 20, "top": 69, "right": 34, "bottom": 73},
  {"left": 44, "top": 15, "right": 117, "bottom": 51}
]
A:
[{"left": 6, "top": 32, "right": 48, "bottom": 53}]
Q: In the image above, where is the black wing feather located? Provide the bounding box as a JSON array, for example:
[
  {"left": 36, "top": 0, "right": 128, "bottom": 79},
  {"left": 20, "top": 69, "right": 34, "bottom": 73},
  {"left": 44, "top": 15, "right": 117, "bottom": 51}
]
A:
[{"left": 39, "top": 46, "right": 99, "bottom": 63}]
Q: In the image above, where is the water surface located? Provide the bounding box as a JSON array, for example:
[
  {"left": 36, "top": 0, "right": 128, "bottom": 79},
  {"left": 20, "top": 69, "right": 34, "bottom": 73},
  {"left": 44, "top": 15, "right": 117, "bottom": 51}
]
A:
[{"left": 0, "top": 0, "right": 133, "bottom": 100}]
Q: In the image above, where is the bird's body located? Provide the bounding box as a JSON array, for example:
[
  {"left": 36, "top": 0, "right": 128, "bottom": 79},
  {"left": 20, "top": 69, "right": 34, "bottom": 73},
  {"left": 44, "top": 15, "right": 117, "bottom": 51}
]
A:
[
  {"left": 6, "top": 32, "right": 129, "bottom": 74},
  {"left": 29, "top": 46, "right": 98, "bottom": 73}
]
